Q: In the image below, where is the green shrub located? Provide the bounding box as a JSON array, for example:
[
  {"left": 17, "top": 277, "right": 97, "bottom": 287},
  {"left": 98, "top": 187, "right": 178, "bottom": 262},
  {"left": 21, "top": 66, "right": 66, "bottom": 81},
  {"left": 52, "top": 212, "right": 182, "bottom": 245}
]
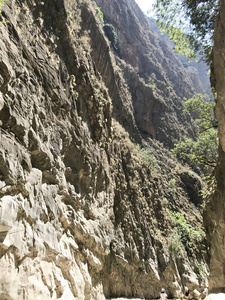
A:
[
  {"left": 169, "top": 210, "right": 205, "bottom": 256},
  {"left": 168, "top": 232, "right": 183, "bottom": 258},
  {"left": 171, "top": 128, "right": 218, "bottom": 169},
  {"left": 0, "top": 0, "right": 6, "bottom": 15},
  {"left": 171, "top": 93, "right": 218, "bottom": 170},
  {"left": 136, "top": 145, "right": 157, "bottom": 170},
  {"left": 193, "top": 262, "right": 207, "bottom": 277},
  {"left": 0, "top": 0, "right": 6, "bottom": 7},
  {"left": 93, "top": 1, "right": 104, "bottom": 26},
  {"left": 147, "top": 73, "right": 156, "bottom": 88}
]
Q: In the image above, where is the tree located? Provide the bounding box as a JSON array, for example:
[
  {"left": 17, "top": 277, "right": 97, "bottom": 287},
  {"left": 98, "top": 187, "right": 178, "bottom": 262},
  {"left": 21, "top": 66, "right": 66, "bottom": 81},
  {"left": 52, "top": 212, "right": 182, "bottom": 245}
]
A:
[
  {"left": 152, "top": 1, "right": 219, "bottom": 167},
  {"left": 172, "top": 129, "right": 218, "bottom": 169},
  {"left": 153, "top": 0, "right": 219, "bottom": 60},
  {"left": 182, "top": 93, "right": 217, "bottom": 132},
  {"left": 171, "top": 93, "right": 218, "bottom": 169}
]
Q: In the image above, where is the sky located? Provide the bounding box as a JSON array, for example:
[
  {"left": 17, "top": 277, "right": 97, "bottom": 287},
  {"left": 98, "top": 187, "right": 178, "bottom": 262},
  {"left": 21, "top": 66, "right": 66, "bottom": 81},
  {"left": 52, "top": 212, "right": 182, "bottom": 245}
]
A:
[{"left": 135, "top": 0, "right": 155, "bottom": 14}]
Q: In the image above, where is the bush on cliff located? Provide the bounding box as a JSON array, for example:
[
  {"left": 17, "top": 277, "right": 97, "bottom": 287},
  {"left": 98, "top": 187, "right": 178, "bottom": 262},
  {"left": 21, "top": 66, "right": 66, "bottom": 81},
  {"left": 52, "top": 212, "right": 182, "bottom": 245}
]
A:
[{"left": 171, "top": 93, "right": 218, "bottom": 170}]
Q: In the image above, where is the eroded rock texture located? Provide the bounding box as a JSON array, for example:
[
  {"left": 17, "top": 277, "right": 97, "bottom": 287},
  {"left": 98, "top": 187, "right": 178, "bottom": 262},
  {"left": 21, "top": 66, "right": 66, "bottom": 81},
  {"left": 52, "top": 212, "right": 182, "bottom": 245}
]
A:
[
  {"left": 0, "top": 0, "right": 209, "bottom": 299},
  {"left": 204, "top": 0, "right": 225, "bottom": 294}
]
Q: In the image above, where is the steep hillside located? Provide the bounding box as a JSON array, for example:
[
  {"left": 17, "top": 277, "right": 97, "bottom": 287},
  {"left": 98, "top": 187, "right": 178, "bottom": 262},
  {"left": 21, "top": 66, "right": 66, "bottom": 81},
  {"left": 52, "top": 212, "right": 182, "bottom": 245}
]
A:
[{"left": 0, "top": 0, "right": 209, "bottom": 299}]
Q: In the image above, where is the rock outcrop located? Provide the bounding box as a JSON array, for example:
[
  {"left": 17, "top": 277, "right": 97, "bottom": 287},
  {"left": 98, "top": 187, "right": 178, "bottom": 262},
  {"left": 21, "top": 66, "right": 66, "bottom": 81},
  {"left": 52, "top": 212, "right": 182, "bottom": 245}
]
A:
[
  {"left": 204, "top": 0, "right": 225, "bottom": 294},
  {"left": 0, "top": 0, "right": 209, "bottom": 299}
]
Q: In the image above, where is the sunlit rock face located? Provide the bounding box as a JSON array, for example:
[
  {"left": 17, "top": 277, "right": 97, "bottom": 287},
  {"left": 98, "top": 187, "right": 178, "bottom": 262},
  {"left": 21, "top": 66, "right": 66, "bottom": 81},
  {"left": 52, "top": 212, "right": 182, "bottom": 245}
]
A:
[
  {"left": 204, "top": 0, "right": 225, "bottom": 294},
  {"left": 0, "top": 0, "right": 210, "bottom": 299},
  {"left": 0, "top": 1, "right": 113, "bottom": 299}
]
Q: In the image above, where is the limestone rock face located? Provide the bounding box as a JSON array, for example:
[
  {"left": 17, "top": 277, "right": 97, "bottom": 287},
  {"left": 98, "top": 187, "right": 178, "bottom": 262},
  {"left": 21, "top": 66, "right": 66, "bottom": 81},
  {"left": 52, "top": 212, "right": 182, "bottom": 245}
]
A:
[
  {"left": 204, "top": 0, "right": 225, "bottom": 294},
  {"left": 0, "top": 0, "right": 208, "bottom": 299}
]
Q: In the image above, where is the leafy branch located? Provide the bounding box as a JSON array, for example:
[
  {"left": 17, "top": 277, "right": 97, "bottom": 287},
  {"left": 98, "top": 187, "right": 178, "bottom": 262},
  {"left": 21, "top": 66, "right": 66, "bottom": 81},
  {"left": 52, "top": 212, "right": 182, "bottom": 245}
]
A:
[
  {"left": 153, "top": 0, "right": 219, "bottom": 61},
  {"left": 182, "top": 93, "right": 217, "bottom": 132}
]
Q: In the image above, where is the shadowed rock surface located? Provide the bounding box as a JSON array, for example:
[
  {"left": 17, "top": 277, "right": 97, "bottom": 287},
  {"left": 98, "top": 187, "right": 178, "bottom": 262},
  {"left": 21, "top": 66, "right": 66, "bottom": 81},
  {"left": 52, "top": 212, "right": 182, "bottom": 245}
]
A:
[{"left": 204, "top": 0, "right": 225, "bottom": 295}]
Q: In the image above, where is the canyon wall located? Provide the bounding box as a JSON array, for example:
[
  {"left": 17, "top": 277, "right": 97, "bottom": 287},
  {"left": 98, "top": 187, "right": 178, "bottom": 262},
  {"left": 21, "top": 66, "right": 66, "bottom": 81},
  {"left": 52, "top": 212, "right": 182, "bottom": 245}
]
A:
[
  {"left": 204, "top": 0, "right": 225, "bottom": 294},
  {"left": 0, "top": 0, "right": 209, "bottom": 299}
]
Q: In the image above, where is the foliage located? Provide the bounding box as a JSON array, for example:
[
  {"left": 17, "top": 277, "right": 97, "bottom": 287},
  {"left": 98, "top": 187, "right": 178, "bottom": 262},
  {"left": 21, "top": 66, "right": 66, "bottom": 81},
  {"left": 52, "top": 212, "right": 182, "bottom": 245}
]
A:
[
  {"left": 172, "top": 129, "right": 217, "bottom": 168},
  {"left": 157, "top": 23, "right": 196, "bottom": 60},
  {"left": 168, "top": 232, "right": 183, "bottom": 258},
  {"left": 0, "top": 0, "right": 8, "bottom": 24},
  {"left": 193, "top": 262, "right": 207, "bottom": 277},
  {"left": 152, "top": 0, "right": 219, "bottom": 60},
  {"left": 171, "top": 93, "right": 218, "bottom": 169},
  {"left": 136, "top": 145, "right": 157, "bottom": 169},
  {"left": 182, "top": 93, "right": 217, "bottom": 132},
  {"left": 93, "top": 1, "right": 104, "bottom": 26},
  {"left": 169, "top": 210, "right": 205, "bottom": 256},
  {"left": 147, "top": 73, "right": 156, "bottom": 88},
  {"left": 0, "top": 0, "right": 6, "bottom": 7},
  {"left": 201, "top": 173, "right": 216, "bottom": 203},
  {"left": 0, "top": 0, "right": 6, "bottom": 14},
  {"left": 104, "top": 23, "right": 120, "bottom": 53}
]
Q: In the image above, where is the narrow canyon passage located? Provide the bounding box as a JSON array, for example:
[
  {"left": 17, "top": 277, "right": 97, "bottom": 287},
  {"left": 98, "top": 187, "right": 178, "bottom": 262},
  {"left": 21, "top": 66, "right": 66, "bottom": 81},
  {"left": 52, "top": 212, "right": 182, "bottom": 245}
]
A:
[{"left": 0, "top": 0, "right": 224, "bottom": 299}]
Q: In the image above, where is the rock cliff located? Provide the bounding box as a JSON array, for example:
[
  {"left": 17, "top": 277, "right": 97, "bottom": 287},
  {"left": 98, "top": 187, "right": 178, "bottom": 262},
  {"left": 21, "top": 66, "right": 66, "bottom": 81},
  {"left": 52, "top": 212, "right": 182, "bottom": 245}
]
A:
[
  {"left": 0, "top": 0, "right": 209, "bottom": 299},
  {"left": 204, "top": 0, "right": 225, "bottom": 294}
]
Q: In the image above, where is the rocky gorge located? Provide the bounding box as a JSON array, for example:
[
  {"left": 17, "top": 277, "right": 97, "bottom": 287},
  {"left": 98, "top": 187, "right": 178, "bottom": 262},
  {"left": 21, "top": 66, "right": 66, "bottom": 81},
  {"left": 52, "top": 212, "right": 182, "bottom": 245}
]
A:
[{"left": 0, "top": 0, "right": 223, "bottom": 299}]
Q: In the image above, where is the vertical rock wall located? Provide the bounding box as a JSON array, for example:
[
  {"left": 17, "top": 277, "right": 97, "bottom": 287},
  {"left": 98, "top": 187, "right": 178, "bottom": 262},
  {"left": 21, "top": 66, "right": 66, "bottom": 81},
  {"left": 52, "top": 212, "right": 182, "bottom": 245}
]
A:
[
  {"left": 0, "top": 0, "right": 114, "bottom": 298},
  {"left": 205, "top": 0, "right": 225, "bottom": 293},
  {"left": 0, "top": 0, "right": 209, "bottom": 299}
]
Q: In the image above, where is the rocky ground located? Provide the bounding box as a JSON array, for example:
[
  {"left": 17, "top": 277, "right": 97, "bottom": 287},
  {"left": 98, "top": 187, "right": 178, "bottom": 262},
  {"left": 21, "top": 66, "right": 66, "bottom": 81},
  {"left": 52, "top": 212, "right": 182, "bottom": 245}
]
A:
[
  {"left": 108, "top": 294, "right": 225, "bottom": 300},
  {"left": 108, "top": 298, "right": 171, "bottom": 300},
  {"left": 108, "top": 298, "right": 177, "bottom": 300}
]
